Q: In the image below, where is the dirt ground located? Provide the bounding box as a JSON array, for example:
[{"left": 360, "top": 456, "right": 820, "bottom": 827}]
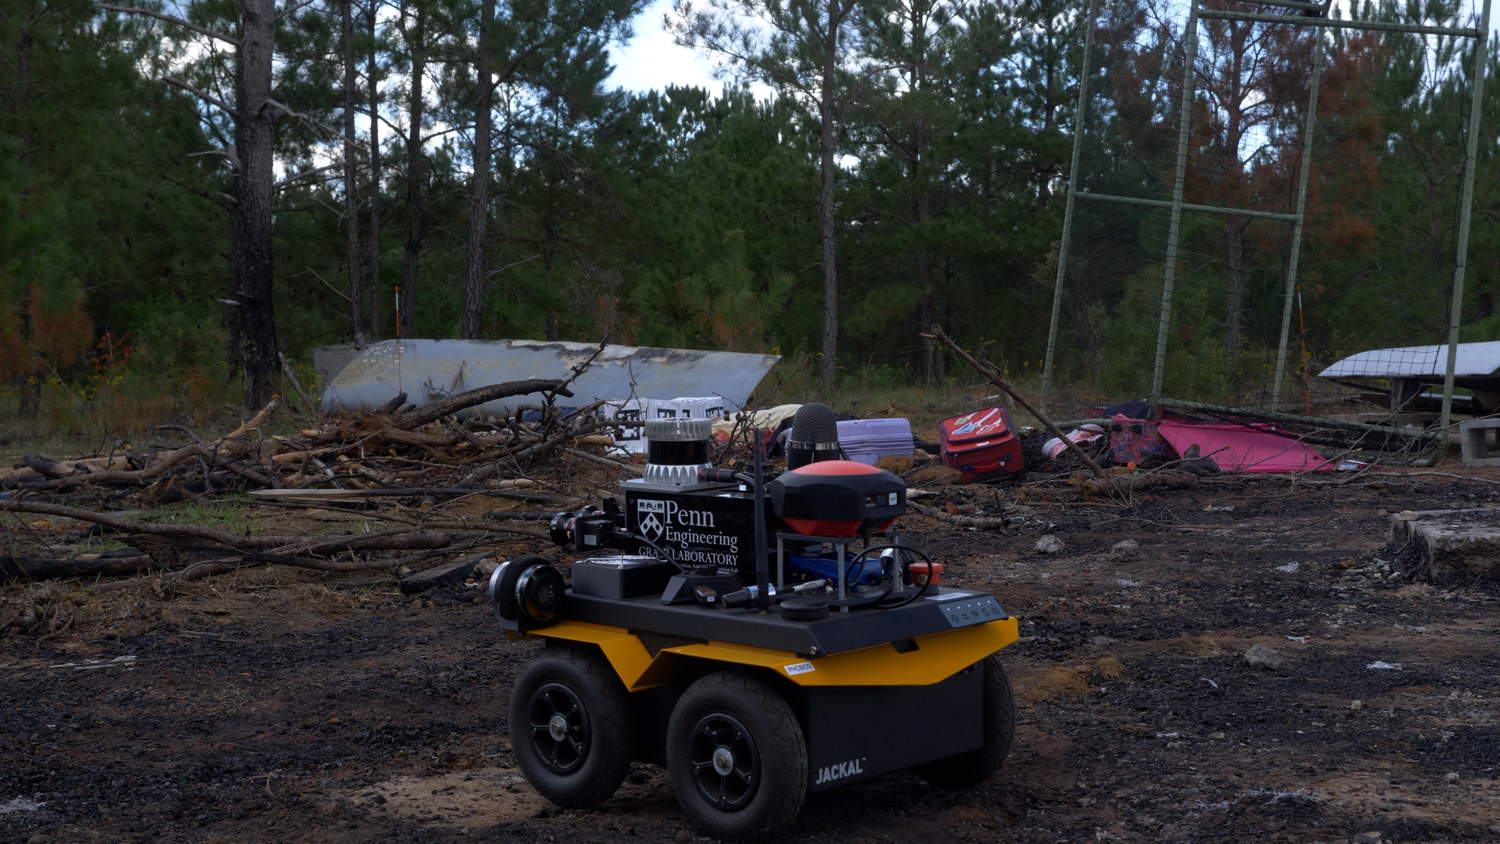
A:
[{"left": 3, "top": 473, "right": 1499, "bottom": 843}]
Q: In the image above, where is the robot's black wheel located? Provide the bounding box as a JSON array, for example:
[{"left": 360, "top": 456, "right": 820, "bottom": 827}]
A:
[
  {"left": 666, "top": 671, "right": 807, "bottom": 841},
  {"left": 916, "top": 653, "right": 1016, "bottom": 787},
  {"left": 509, "top": 646, "right": 634, "bottom": 809}
]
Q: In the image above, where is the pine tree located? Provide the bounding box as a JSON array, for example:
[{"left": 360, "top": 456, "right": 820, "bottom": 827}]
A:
[{"left": 672, "top": 0, "right": 861, "bottom": 386}]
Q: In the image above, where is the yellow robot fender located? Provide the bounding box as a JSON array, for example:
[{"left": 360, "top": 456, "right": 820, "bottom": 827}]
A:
[
  {"left": 658, "top": 617, "right": 1019, "bottom": 687},
  {"left": 524, "top": 617, "right": 1019, "bottom": 690}
]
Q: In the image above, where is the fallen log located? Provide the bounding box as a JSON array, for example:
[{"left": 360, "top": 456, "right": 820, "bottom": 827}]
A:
[
  {"left": 0, "top": 499, "right": 448, "bottom": 555},
  {"left": 270, "top": 445, "right": 344, "bottom": 464},
  {"left": 392, "top": 379, "right": 572, "bottom": 429},
  {"left": 0, "top": 454, "right": 135, "bottom": 483},
  {"left": 163, "top": 550, "right": 420, "bottom": 586},
  {"left": 908, "top": 500, "right": 1013, "bottom": 530},
  {"left": 23, "top": 455, "right": 73, "bottom": 479},
  {"left": 399, "top": 556, "right": 484, "bottom": 594},
  {"left": 564, "top": 447, "right": 643, "bottom": 475},
  {"left": 1078, "top": 471, "right": 1197, "bottom": 496},
  {"left": 1, "top": 400, "right": 279, "bottom": 491},
  {"left": 247, "top": 483, "right": 552, "bottom": 504},
  {"left": 1, "top": 552, "right": 155, "bottom": 582}
]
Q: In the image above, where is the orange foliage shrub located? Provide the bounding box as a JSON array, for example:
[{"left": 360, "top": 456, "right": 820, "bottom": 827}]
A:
[{"left": 0, "top": 282, "right": 94, "bottom": 385}]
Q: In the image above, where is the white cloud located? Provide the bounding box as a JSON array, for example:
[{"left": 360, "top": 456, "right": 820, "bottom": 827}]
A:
[{"left": 607, "top": 0, "right": 726, "bottom": 94}]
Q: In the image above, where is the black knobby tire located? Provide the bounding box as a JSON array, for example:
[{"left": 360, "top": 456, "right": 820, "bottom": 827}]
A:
[
  {"left": 916, "top": 654, "right": 1016, "bottom": 787},
  {"left": 666, "top": 671, "right": 807, "bottom": 841},
  {"left": 509, "top": 646, "right": 634, "bottom": 809}
]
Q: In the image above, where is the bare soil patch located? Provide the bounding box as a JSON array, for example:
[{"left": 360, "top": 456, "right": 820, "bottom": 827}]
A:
[{"left": 4, "top": 474, "right": 1500, "bottom": 842}]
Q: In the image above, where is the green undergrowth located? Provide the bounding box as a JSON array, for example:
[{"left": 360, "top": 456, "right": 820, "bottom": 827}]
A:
[
  {"left": 134, "top": 499, "right": 253, "bottom": 533},
  {"left": 3, "top": 354, "right": 1104, "bottom": 469},
  {"left": 0, "top": 359, "right": 313, "bottom": 467}
]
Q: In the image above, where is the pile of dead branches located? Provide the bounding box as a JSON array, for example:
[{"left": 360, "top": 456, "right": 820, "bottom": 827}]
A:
[
  {"left": 1, "top": 378, "right": 634, "bottom": 587},
  {"left": 2, "top": 379, "right": 605, "bottom": 498}
]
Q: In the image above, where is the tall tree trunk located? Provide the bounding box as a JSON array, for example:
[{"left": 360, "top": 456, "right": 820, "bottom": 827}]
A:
[
  {"left": 543, "top": 224, "right": 559, "bottom": 341},
  {"left": 1037, "top": 25, "right": 1055, "bottom": 206},
  {"left": 1220, "top": 23, "right": 1247, "bottom": 362},
  {"left": 910, "top": 0, "right": 935, "bottom": 385},
  {"left": 817, "top": 0, "right": 841, "bottom": 387},
  {"left": 1224, "top": 217, "right": 1247, "bottom": 360},
  {"left": 341, "top": 0, "right": 365, "bottom": 347},
  {"left": 235, "top": 0, "right": 280, "bottom": 410},
  {"left": 400, "top": 0, "right": 425, "bottom": 338},
  {"left": 226, "top": 215, "right": 243, "bottom": 373},
  {"left": 461, "top": 0, "right": 494, "bottom": 339},
  {"left": 17, "top": 289, "right": 39, "bottom": 416},
  {"left": 13, "top": 12, "right": 39, "bottom": 416},
  {"left": 366, "top": 0, "right": 383, "bottom": 340}
]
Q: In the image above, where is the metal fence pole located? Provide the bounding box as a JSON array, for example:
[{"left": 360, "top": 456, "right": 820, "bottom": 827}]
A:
[
  {"left": 1041, "top": 0, "right": 1098, "bottom": 415},
  {"left": 1440, "top": 0, "right": 1493, "bottom": 432},
  {"left": 1151, "top": 2, "right": 1200, "bottom": 403},
  {"left": 1196, "top": 8, "right": 1478, "bottom": 37},
  {"left": 1271, "top": 46, "right": 1325, "bottom": 409},
  {"left": 1076, "top": 191, "right": 1299, "bottom": 221}
]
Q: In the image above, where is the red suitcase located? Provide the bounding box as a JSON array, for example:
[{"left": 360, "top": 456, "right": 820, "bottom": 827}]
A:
[{"left": 939, "top": 406, "right": 1025, "bottom": 482}]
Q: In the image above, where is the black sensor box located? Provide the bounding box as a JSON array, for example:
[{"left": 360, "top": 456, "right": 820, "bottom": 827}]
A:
[{"left": 571, "top": 555, "right": 676, "bottom": 600}]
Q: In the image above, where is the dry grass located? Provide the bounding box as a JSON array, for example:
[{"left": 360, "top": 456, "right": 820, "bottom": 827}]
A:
[
  {"left": 0, "top": 388, "right": 302, "bottom": 468},
  {"left": 1013, "top": 665, "right": 1091, "bottom": 704},
  {"left": 0, "top": 563, "right": 397, "bottom": 642}
]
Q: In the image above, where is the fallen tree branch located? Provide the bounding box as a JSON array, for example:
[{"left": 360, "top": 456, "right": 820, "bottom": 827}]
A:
[
  {"left": 564, "top": 446, "right": 643, "bottom": 475},
  {"left": 2, "top": 400, "right": 279, "bottom": 491},
  {"left": 393, "top": 379, "right": 571, "bottom": 429},
  {"left": 279, "top": 352, "right": 317, "bottom": 418},
  {"left": 1, "top": 454, "right": 134, "bottom": 483},
  {"left": 0, "top": 499, "right": 447, "bottom": 555},
  {"left": 1078, "top": 470, "right": 1197, "bottom": 496},
  {"left": 907, "top": 500, "right": 1012, "bottom": 530},
  {"left": 458, "top": 422, "right": 593, "bottom": 488},
  {"left": 1, "top": 553, "right": 155, "bottom": 582},
  {"left": 247, "top": 485, "right": 563, "bottom": 505},
  {"left": 924, "top": 326, "right": 1121, "bottom": 496}
]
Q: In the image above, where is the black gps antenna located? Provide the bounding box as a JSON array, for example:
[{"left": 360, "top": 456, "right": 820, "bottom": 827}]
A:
[{"left": 786, "top": 402, "right": 840, "bottom": 469}]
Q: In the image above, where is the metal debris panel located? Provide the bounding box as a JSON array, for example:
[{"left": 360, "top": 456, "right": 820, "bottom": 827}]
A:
[
  {"left": 319, "top": 339, "right": 780, "bottom": 417},
  {"left": 1319, "top": 341, "right": 1500, "bottom": 380}
]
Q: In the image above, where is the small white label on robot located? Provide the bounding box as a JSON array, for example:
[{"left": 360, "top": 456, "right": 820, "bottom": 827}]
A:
[
  {"left": 814, "top": 757, "right": 866, "bottom": 784},
  {"left": 783, "top": 661, "right": 816, "bottom": 675}
]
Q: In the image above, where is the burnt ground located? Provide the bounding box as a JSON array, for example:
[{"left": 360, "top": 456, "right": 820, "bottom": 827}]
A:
[{"left": 3, "top": 475, "right": 1500, "bottom": 843}]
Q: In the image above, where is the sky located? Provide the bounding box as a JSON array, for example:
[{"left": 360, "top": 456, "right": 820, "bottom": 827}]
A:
[
  {"left": 604, "top": 0, "right": 1500, "bottom": 97},
  {"left": 605, "top": 0, "right": 728, "bottom": 95}
]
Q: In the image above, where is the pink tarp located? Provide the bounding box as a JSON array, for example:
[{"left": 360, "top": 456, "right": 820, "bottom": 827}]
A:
[{"left": 1157, "top": 420, "right": 1331, "bottom": 473}]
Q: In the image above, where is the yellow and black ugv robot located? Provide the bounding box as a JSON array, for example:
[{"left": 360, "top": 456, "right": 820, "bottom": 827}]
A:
[{"left": 488, "top": 404, "right": 1019, "bottom": 840}]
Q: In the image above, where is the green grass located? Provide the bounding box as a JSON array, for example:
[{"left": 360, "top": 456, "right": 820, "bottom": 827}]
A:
[
  {"left": 136, "top": 499, "right": 253, "bottom": 533},
  {"left": 72, "top": 535, "right": 131, "bottom": 554},
  {"left": 0, "top": 372, "right": 306, "bottom": 468}
]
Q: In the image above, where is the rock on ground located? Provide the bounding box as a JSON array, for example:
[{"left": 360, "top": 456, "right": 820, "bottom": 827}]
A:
[
  {"left": 1244, "top": 643, "right": 1285, "bottom": 670},
  {"left": 1035, "top": 534, "right": 1065, "bottom": 554}
]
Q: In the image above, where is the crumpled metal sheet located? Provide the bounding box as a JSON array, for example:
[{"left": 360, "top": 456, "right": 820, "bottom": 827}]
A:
[
  {"left": 318, "top": 339, "right": 780, "bottom": 417},
  {"left": 1320, "top": 341, "right": 1500, "bottom": 381}
]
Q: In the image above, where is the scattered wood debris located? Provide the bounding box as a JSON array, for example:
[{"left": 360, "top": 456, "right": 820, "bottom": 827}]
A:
[{"left": 0, "top": 377, "right": 640, "bottom": 588}]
